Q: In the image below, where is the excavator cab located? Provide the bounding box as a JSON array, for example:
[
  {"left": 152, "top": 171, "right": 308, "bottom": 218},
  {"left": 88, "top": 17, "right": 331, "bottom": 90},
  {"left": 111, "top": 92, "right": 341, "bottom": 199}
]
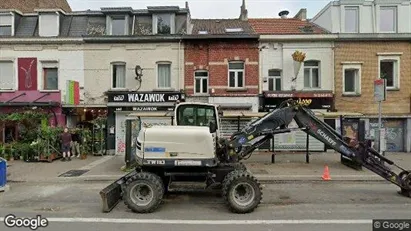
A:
[{"left": 173, "top": 102, "right": 221, "bottom": 137}]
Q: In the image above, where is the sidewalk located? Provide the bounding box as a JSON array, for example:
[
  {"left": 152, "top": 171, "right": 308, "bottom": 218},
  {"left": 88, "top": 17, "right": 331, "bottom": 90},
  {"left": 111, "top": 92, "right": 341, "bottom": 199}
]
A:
[{"left": 5, "top": 151, "right": 411, "bottom": 184}]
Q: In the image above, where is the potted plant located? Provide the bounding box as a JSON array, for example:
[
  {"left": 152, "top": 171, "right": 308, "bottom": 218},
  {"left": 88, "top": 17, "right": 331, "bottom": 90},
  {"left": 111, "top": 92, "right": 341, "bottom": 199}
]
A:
[{"left": 80, "top": 129, "right": 92, "bottom": 159}]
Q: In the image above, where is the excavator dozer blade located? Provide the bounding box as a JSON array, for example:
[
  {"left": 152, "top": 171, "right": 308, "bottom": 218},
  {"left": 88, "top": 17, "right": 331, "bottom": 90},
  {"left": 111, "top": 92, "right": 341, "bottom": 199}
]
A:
[{"left": 99, "top": 170, "right": 137, "bottom": 213}]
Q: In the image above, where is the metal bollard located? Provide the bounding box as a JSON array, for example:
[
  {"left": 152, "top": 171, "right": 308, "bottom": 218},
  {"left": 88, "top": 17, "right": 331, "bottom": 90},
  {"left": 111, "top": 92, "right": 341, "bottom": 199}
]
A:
[{"left": 0, "top": 157, "right": 9, "bottom": 192}]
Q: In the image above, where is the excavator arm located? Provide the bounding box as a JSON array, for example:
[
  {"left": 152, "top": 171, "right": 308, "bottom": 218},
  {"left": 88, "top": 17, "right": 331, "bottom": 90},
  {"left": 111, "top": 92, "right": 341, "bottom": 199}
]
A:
[{"left": 222, "top": 99, "right": 411, "bottom": 197}]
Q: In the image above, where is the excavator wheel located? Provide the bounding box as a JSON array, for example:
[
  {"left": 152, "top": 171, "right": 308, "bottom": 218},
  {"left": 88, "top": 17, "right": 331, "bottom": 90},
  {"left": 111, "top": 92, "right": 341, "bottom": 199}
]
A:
[
  {"left": 123, "top": 171, "right": 165, "bottom": 213},
  {"left": 399, "top": 170, "right": 411, "bottom": 197},
  {"left": 222, "top": 170, "right": 262, "bottom": 213}
]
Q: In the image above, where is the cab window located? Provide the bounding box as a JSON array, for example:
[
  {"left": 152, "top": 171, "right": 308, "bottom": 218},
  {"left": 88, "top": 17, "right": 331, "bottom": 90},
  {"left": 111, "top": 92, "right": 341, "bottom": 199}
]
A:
[{"left": 177, "top": 105, "right": 217, "bottom": 127}]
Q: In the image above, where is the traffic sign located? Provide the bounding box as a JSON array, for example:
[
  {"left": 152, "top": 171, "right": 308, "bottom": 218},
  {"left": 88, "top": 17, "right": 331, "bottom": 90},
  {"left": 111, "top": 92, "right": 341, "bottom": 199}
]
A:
[{"left": 374, "top": 79, "right": 386, "bottom": 102}]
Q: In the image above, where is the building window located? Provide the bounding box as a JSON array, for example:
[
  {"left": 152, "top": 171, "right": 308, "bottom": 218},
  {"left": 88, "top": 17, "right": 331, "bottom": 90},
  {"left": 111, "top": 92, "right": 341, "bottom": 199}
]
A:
[
  {"left": 0, "top": 60, "right": 14, "bottom": 90},
  {"left": 154, "top": 14, "right": 172, "bottom": 34},
  {"left": 228, "top": 62, "right": 245, "bottom": 88},
  {"left": 0, "top": 25, "right": 12, "bottom": 36},
  {"left": 379, "top": 56, "right": 400, "bottom": 89},
  {"left": 0, "top": 15, "right": 13, "bottom": 36},
  {"left": 112, "top": 63, "right": 126, "bottom": 88},
  {"left": 380, "top": 6, "right": 397, "bottom": 32},
  {"left": 194, "top": 71, "right": 208, "bottom": 94},
  {"left": 343, "top": 65, "right": 361, "bottom": 95},
  {"left": 43, "top": 68, "right": 58, "bottom": 90},
  {"left": 303, "top": 61, "right": 320, "bottom": 88},
  {"left": 268, "top": 69, "right": 281, "bottom": 91},
  {"left": 110, "top": 16, "right": 126, "bottom": 35},
  {"left": 157, "top": 62, "right": 171, "bottom": 88},
  {"left": 344, "top": 6, "right": 359, "bottom": 33}
]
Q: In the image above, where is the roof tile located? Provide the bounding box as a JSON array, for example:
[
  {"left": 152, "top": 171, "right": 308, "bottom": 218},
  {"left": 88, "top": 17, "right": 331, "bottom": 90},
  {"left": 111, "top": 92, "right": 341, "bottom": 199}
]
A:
[
  {"left": 248, "top": 18, "right": 328, "bottom": 34},
  {"left": 191, "top": 19, "right": 255, "bottom": 35},
  {"left": 0, "top": 0, "right": 72, "bottom": 13}
]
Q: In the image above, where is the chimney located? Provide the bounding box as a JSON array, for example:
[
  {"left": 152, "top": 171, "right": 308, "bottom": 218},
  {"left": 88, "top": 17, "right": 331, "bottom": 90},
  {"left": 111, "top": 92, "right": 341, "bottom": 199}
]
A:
[
  {"left": 294, "top": 8, "right": 307, "bottom": 20},
  {"left": 239, "top": 0, "right": 248, "bottom": 21},
  {"left": 278, "top": 9, "right": 289, "bottom": 19},
  {"left": 185, "top": 1, "right": 189, "bottom": 9}
]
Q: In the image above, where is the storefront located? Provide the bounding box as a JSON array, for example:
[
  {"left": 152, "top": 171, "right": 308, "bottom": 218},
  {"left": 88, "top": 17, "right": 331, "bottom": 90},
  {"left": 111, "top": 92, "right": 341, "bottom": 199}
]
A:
[
  {"left": 105, "top": 91, "right": 185, "bottom": 155},
  {"left": 259, "top": 91, "right": 334, "bottom": 151},
  {"left": 0, "top": 91, "right": 64, "bottom": 143}
]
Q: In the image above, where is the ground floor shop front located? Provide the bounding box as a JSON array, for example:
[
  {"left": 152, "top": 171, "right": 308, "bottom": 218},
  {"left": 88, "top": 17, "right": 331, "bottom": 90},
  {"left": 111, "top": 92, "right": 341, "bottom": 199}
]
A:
[
  {"left": 258, "top": 91, "right": 334, "bottom": 152},
  {"left": 106, "top": 91, "right": 184, "bottom": 155},
  {"left": 329, "top": 115, "right": 411, "bottom": 153}
]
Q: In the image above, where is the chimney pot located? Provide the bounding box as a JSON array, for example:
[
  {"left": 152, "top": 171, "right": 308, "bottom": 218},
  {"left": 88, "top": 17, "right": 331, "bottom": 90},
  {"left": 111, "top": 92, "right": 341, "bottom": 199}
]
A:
[{"left": 279, "top": 10, "right": 289, "bottom": 19}]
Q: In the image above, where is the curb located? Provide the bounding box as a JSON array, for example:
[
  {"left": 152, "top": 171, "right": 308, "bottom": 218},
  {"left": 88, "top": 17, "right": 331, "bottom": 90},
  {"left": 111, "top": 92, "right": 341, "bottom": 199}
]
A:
[{"left": 7, "top": 174, "right": 386, "bottom": 184}]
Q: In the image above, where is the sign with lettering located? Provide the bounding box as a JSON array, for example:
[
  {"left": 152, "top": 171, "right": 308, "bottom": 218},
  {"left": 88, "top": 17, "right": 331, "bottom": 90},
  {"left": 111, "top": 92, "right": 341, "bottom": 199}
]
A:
[
  {"left": 264, "top": 91, "right": 333, "bottom": 98},
  {"left": 108, "top": 92, "right": 183, "bottom": 103},
  {"left": 263, "top": 97, "right": 332, "bottom": 111}
]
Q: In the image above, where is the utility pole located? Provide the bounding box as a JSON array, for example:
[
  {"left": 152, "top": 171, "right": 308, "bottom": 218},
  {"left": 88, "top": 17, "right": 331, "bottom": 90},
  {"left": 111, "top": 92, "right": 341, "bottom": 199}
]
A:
[{"left": 374, "top": 79, "right": 386, "bottom": 156}]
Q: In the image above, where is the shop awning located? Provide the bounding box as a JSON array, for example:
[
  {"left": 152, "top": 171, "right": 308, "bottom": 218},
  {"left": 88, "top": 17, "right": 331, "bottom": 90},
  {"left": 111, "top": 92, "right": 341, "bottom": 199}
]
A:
[
  {"left": 222, "top": 110, "right": 266, "bottom": 118},
  {"left": 0, "top": 102, "right": 59, "bottom": 107},
  {"left": 317, "top": 111, "right": 364, "bottom": 118},
  {"left": 217, "top": 103, "right": 253, "bottom": 110}
]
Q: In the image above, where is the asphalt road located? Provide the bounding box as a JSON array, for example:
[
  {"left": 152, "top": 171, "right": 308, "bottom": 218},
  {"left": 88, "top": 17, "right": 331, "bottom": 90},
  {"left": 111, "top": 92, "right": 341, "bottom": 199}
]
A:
[{"left": 0, "top": 181, "right": 410, "bottom": 231}]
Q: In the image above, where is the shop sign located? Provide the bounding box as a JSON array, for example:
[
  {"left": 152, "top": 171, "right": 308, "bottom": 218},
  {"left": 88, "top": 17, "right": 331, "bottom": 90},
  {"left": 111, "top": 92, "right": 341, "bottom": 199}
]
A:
[
  {"left": 264, "top": 92, "right": 333, "bottom": 98},
  {"left": 108, "top": 92, "right": 182, "bottom": 103}
]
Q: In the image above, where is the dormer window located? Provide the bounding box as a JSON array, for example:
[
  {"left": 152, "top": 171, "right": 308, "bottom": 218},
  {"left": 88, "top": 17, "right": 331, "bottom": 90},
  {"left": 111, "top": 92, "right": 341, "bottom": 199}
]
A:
[
  {"left": 153, "top": 13, "right": 175, "bottom": 34},
  {"left": 38, "top": 12, "right": 60, "bottom": 37},
  {"left": 198, "top": 30, "right": 208, "bottom": 34},
  {"left": 111, "top": 16, "right": 126, "bottom": 35},
  {"left": 0, "top": 14, "right": 13, "bottom": 36},
  {"left": 107, "top": 15, "right": 128, "bottom": 35}
]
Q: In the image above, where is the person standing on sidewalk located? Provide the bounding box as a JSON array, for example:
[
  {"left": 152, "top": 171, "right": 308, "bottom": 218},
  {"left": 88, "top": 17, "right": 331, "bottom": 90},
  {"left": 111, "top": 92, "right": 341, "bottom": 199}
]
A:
[
  {"left": 71, "top": 131, "right": 81, "bottom": 158},
  {"left": 60, "top": 127, "right": 72, "bottom": 161}
]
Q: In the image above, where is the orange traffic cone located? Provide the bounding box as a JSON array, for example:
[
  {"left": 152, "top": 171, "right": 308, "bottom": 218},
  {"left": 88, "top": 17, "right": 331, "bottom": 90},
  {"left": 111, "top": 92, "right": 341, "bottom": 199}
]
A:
[{"left": 322, "top": 165, "right": 331, "bottom": 180}]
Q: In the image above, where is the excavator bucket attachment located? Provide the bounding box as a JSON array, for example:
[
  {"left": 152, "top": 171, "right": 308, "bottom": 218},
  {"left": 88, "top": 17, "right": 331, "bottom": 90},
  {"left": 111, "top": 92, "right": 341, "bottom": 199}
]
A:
[{"left": 99, "top": 170, "right": 137, "bottom": 212}]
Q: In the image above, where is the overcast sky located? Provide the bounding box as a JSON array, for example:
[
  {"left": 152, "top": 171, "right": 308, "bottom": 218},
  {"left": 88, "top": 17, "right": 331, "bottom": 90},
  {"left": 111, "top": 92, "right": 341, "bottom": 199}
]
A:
[{"left": 67, "top": 0, "right": 329, "bottom": 19}]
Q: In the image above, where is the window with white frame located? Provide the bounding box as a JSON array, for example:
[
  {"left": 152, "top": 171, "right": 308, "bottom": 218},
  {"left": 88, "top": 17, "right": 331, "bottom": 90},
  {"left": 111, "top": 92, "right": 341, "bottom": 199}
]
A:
[
  {"left": 0, "top": 15, "right": 13, "bottom": 36},
  {"left": 228, "top": 62, "right": 245, "bottom": 88},
  {"left": 112, "top": 62, "right": 126, "bottom": 88},
  {"left": 110, "top": 16, "right": 126, "bottom": 35},
  {"left": 0, "top": 60, "right": 14, "bottom": 90},
  {"left": 303, "top": 60, "right": 320, "bottom": 88},
  {"left": 267, "top": 69, "right": 281, "bottom": 91},
  {"left": 344, "top": 6, "right": 359, "bottom": 33},
  {"left": 154, "top": 14, "right": 173, "bottom": 34},
  {"left": 379, "top": 56, "right": 400, "bottom": 89},
  {"left": 157, "top": 62, "right": 171, "bottom": 88},
  {"left": 380, "top": 6, "right": 397, "bottom": 32},
  {"left": 194, "top": 70, "right": 208, "bottom": 94},
  {"left": 343, "top": 64, "right": 361, "bottom": 95},
  {"left": 42, "top": 62, "right": 59, "bottom": 90}
]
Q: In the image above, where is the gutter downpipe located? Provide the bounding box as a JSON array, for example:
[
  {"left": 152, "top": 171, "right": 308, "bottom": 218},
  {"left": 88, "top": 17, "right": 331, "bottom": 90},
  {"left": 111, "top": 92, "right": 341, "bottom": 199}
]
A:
[{"left": 178, "top": 39, "right": 182, "bottom": 91}]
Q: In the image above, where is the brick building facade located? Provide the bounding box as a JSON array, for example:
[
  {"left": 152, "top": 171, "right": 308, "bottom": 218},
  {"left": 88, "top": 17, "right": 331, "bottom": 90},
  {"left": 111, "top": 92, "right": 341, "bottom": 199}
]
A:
[
  {"left": 334, "top": 41, "right": 411, "bottom": 115},
  {"left": 183, "top": 18, "right": 260, "bottom": 138},
  {"left": 333, "top": 40, "right": 411, "bottom": 152}
]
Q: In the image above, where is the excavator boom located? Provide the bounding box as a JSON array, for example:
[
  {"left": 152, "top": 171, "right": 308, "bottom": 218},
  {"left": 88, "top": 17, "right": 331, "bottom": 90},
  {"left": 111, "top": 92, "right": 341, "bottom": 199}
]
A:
[{"left": 226, "top": 99, "right": 411, "bottom": 196}]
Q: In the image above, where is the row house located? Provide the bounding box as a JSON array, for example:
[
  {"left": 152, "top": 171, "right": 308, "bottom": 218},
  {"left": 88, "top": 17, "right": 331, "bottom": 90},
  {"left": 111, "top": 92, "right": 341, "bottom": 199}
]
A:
[
  {"left": 312, "top": 0, "right": 411, "bottom": 152},
  {"left": 0, "top": 6, "right": 85, "bottom": 143},
  {"left": 248, "top": 9, "right": 337, "bottom": 151},
  {"left": 183, "top": 15, "right": 260, "bottom": 138},
  {"left": 79, "top": 6, "right": 191, "bottom": 154}
]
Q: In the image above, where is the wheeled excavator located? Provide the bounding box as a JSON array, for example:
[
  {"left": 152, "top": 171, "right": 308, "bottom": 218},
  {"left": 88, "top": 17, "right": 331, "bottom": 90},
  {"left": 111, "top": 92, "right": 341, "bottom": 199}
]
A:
[{"left": 100, "top": 99, "right": 411, "bottom": 214}]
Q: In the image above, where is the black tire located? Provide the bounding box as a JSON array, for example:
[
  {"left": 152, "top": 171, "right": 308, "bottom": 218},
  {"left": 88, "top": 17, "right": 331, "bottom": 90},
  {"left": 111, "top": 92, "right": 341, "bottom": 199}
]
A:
[
  {"left": 123, "top": 172, "right": 165, "bottom": 213},
  {"left": 232, "top": 162, "right": 247, "bottom": 171},
  {"left": 222, "top": 170, "right": 262, "bottom": 213}
]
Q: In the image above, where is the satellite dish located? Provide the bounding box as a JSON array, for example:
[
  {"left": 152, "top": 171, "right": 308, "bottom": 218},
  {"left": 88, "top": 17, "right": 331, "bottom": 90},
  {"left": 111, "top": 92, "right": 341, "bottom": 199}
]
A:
[{"left": 135, "top": 65, "right": 143, "bottom": 76}]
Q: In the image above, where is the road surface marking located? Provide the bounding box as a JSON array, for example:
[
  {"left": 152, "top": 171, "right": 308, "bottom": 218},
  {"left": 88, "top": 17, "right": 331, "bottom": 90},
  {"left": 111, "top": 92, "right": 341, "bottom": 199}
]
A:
[
  {"left": 78, "top": 156, "right": 115, "bottom": 170},
  {"left": 0, "top": 217, "right": 372, "bottom": 225}
]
